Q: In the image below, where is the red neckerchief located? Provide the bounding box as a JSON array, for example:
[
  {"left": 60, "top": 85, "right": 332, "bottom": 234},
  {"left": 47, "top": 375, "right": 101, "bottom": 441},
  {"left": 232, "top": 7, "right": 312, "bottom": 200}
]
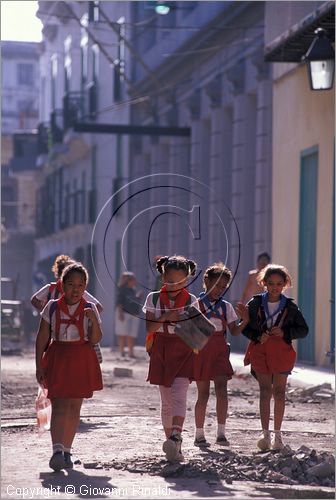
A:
[
  {"left": 159, "top": 285, "right": 190, "bottom": 335},
  {"left": 145, "top": 286, "right": 191, "bottom": 352},
  {"left": 54, "top": 296, "right": 86, "bottom": 341}
]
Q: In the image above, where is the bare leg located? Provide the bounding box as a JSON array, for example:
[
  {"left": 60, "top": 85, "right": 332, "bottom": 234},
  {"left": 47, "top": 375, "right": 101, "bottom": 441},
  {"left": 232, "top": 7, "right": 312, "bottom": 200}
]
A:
[
  {"left": 214, "top": 376, "right": 228, "bottom": 425},
  {"left": 195, "top": 381, "right": 210, "bottom": 428},
  {"left": 273, "top": 374, "right": 288, "bottom": 431},
  {"left": 117, "top": 335, "right": 126, "bottom": 356},
  {"left": 63, "top": 398, "right": 83, "bottom": 448},
  {"left": 256, "top": 373, "right": 272, "bottom": 431},
  {"left": 50, "top": 398, "right": 68, "bottom": 446},
  {"left": 127, "top": 336, "right": 135, "bottom": 357}
]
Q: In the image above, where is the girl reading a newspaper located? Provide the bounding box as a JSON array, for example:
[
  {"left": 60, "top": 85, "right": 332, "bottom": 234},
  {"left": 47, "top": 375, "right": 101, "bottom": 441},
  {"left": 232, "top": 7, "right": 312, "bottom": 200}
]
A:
[{"left": 143, "top": 255, "right": 199, "bottom": 462}]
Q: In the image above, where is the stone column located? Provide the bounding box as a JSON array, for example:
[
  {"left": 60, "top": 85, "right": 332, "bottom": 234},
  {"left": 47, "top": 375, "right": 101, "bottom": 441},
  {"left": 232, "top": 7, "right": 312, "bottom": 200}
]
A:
[
  {"left": 252, "top": 57, "right": 272, "bottom": 259},
  {"left": 228, "top": 61, "right": 257, "bottom": 302},
  {"left": 208, "top": 107, "right": 233, "bottom": 265}
]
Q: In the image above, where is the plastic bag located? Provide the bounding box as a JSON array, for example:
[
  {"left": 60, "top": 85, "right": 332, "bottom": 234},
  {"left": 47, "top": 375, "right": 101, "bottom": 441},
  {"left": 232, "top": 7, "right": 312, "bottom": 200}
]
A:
[{"left": 35, "top": 385, "right": 51, "bottom": 434}]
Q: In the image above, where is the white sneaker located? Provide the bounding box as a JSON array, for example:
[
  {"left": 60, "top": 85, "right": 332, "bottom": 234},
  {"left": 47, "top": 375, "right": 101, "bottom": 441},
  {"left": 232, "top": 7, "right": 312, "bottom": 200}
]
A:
[
  {"left": 272, "top": 433, "right": 284, "bottom": 450},
  {"left": 257, "top": 434, "right": 271, "bottom": 451},
  {"left": 163, "top": 434, "right": 183, "bottom": 462}
]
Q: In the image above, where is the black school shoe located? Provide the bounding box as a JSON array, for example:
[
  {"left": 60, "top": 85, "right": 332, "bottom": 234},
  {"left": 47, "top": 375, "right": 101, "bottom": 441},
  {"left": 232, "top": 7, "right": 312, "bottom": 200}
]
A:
[
  {"left": 64, "top": 452, "right": 74, "bottom": 469},
  {"left": 194, "top": 437, "right": 210, "bottom": 447},
  {"left": 216, "top": 435, "right": 230, "bottom": 446},
  {"left": 49, "top": 451, "right": 66, "bottom": 471}
]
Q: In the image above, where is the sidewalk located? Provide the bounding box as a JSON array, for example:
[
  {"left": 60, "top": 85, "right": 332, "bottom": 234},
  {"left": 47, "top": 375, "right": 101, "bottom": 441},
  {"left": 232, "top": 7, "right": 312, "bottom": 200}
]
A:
[{"left": 229, "top": 351, "right": 335, "bottom": 389}]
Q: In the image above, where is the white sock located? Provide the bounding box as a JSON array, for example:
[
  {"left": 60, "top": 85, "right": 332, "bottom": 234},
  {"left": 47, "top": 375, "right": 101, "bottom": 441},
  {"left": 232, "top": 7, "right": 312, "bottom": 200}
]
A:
[
  {"left": 52, "top": 443, "right": 64, "bottom": 453},
  {"left": 274, "top": 430, "right": 282, "bottom": 437},
  {"left": 195, "top": 428, "right": 205, "bottom": 439},
  {"left": 262, "top": 429, "right": 270, "bottom": 438},
  {"left": 63, "top": 447, "right": 71, "bottom": 453},
  {"left": 217, "top": 424, "right": 226, "bottom": 437}
]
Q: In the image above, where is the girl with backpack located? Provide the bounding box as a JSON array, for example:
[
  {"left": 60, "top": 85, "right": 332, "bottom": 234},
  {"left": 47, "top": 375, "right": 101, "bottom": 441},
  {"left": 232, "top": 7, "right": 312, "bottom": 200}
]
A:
[
  {"left": 241, "top": 264, "right": 308, "bottom": 450},
  {"left": 143, "top": 255, "right": 198, "bottom": 462},
  {"left": 35, "top": 262, "right": 103, "bottom": 471},
  {"left": 193, "top": 263, "right": 249, "bottom": 447}
]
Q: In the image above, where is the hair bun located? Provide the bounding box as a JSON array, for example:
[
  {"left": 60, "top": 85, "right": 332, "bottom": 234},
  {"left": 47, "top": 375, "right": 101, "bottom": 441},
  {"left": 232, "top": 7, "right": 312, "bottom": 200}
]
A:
[
  {"left": 188, "top": 259, "right": 197, "bottom": 276},
  {"left": 156, "top": 256, "right": 169, "bottom": 274}
]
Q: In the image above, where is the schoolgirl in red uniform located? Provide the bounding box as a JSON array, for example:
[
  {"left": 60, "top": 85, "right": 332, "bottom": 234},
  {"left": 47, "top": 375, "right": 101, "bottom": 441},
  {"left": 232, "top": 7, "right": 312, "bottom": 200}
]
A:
[
  {"left": 35, "top": 263, "right": 103, "bottom": 471},
  {"left": 241, "top": 264, "right": 308, "bottom": 450},
  {"left": 193, "top": 263, "right": 249, "bottom": 447},
  {"left": 143, "top": 255, "right": 198, "bottom": 462}
]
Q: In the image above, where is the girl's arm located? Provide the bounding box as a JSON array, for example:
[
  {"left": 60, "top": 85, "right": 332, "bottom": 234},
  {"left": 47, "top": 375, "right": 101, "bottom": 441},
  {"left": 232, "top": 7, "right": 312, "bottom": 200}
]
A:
[
  {"left": 241, "top": 298, "right": 261, "bottom": 342},
  {"left": 31, "top": 295, "right": 44, "bottom": 312},
  {"left": 85, "top": 308, "right": 103, "bottom": 344},
  {"left": 228, "top": 302, "right": 249, "bottom": 336},
  {"left": 145, "top": 309, "right": 179, "bottom": 333},
  {"left": 35, "top": 318, "right": 50, "bottom": 384}
]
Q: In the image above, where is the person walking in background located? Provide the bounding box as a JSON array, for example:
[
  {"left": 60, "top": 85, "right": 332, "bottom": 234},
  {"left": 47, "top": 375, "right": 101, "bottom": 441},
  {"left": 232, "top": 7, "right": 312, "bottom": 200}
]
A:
[
  {"left": 241, "top": 264, "right": 308, "bottom": 451},
  {"left": 31, "top": 254, "right": 103, "bottom": 313},
  {"left": 143, "top": 255, "right": 198, "bottom": 462},
  {"left": 35, "top": 262, "right": 103, "bottom": 471},
  {"left": 193, "top": 263, "right": 249, "bottom": 448},
  {"left": 240, "top": 252, "right": 271, "bottom": 304},
  {"left": 115, "top": 272, "right": 142, "bottom": 358}
]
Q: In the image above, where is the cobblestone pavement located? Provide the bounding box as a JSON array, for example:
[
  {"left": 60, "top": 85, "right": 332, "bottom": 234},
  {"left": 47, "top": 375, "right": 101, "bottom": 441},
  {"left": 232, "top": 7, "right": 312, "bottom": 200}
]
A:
[{"left": 1, "top": 346, "right": 334, "bottom": 500}]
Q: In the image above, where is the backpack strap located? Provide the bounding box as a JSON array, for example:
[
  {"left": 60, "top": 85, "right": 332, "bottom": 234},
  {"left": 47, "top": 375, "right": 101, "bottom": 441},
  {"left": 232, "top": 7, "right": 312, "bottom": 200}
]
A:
[
  {"left": 44, "top": 300, "right": 58, "bottom": 352},
  {"left": 220, "top": 300, "right": 227, "bottom": 321},
  {"left": 47, "top": 283, "right": 57, "bottom": 302},
  {"left": 152, "top": 291, "right": 160, "bottom": 308}
]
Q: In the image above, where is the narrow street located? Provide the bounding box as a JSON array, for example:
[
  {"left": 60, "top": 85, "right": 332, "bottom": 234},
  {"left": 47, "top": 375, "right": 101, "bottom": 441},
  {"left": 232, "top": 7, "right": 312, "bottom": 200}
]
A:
[{"left": 1, "top": 345, "right": 334, "bottom": 499}]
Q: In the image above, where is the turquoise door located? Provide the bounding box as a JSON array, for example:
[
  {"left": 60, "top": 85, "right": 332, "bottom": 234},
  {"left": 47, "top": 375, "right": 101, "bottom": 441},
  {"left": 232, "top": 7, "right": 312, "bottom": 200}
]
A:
[
  {"left": 330, "top": 158, "right": 335, "bottom": 364},
  {"left": 298, "top": 148, "right": 318, "bottom": 363}
]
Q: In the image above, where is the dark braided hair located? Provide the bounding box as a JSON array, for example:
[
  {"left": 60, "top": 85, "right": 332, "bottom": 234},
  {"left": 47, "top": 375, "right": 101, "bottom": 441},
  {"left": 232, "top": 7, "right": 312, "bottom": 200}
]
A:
[
  {"left": 156, "top": 255, "right": 197, "bottom": 277},
  {"left": 203, "top": 262, "right": 232, "bottom": 287}
]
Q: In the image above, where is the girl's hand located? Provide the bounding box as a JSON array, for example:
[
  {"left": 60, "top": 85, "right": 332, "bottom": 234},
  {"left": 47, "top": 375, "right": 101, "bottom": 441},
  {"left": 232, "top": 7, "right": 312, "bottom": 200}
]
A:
[
  {"left": 269, "top": 326, "right": 284, "bottom": 337},
  {"left": 84, "top": 308, "right": 97, "bottom": 322},
  {"left": 235, "top": 302, "right": 249, "bottom": 323},
  {"left": 259, "top": 332, "right": 270, "bottom": 344},
  {"left": 165, "top": 310, "right": 182, "bottom": 323},
  {"left": 36, "top": 367, "right": 45, "bottom": 385}
]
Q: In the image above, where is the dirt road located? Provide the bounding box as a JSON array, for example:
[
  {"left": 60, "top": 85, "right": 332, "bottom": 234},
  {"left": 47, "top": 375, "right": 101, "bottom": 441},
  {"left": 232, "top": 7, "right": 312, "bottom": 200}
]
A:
[{"left": 1, "top": 347, "right": 334, "bottom": 499}]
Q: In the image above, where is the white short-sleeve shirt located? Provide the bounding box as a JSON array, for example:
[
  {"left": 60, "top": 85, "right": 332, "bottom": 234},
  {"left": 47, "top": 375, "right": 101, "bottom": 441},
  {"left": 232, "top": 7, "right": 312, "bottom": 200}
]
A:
[
  {"left": 266, "top": 300, "right": 281, "bottom": 328},
  {"left": 206, "top": 300, "right": 238, "bottom": 332},
  {"left": 35, "top": 284, "right": 101, "bottom": 308},
  {"left": 41, "top": 300, "right": 101, "bottom": 342},
  {"left": 142, "top": 292, "right": 199, "bottom": 334}
]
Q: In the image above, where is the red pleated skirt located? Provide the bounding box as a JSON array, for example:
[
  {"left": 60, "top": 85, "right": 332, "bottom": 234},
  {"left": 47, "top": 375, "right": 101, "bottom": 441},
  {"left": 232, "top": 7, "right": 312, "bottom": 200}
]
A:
[
  {"left": 42, "top": 341, "right": 103, "bottom": 399},
  {"left": 147, "top": 332, "right": 194, "bottom": 387},
  {"left": 244, "top": 337, "right": 296, "bottom": 375},
  {"left": 193, "top": 331, "right": 233, "bottom": 381}
]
